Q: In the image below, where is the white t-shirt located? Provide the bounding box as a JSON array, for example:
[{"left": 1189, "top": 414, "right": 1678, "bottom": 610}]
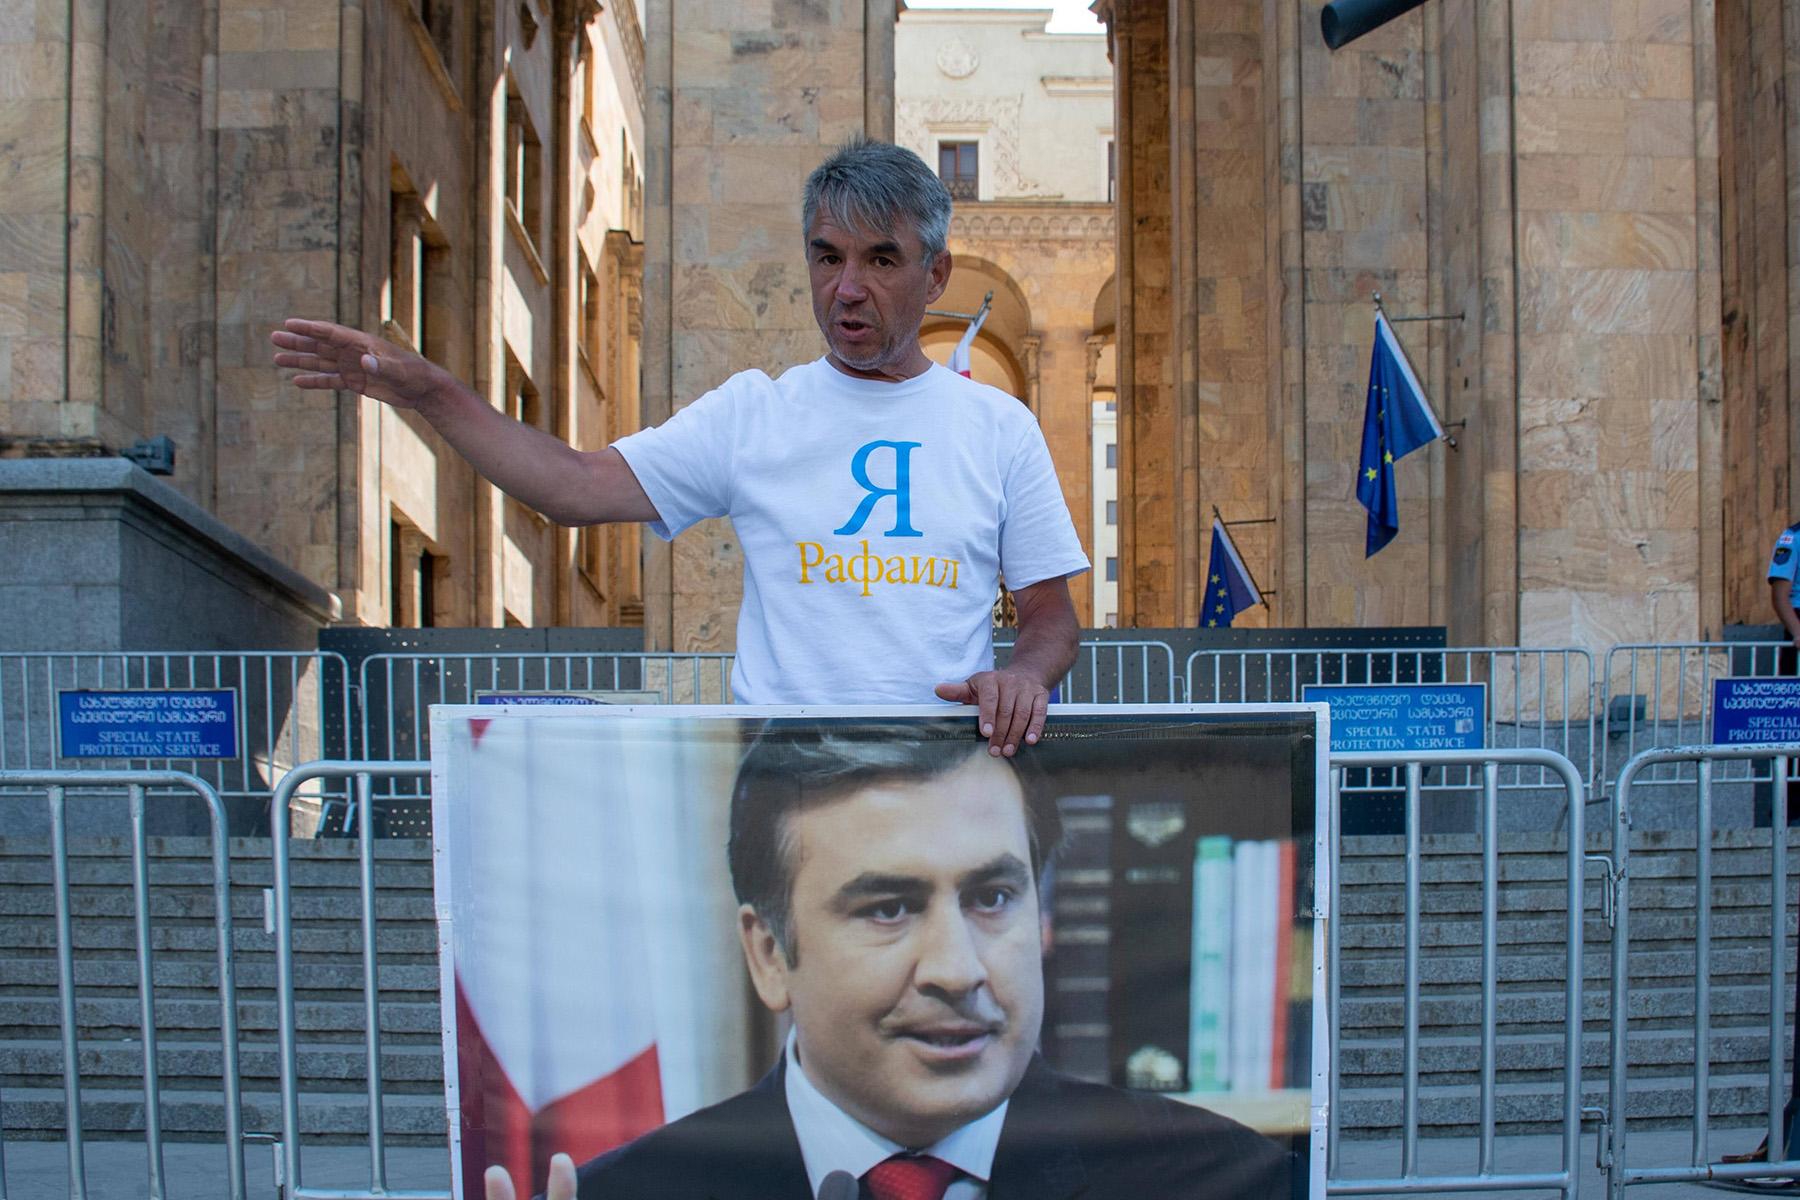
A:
[{"left": 612, "top": 358, "right": 1089, "bottom": 703}]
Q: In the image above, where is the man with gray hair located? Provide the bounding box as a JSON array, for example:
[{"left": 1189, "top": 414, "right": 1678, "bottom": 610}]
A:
[{"left": 272, "top": 138, "right": 1087, "bottom": 755}]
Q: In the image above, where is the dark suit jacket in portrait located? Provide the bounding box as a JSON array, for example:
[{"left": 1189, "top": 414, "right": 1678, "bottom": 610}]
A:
[{"left": 567, "top": 1055, "right": 1295, "bottom": 1200}]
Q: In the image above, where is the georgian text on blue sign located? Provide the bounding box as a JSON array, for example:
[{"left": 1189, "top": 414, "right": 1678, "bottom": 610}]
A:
[
  {"left": 1302, "top": 683, "right": 1486, "bottom": 754},
  {"left": 57, "top": 690, "right": 239, "bottom": 760},
  {"left": 1711, "top": 678, "right": 1800, "bottom": 745}
]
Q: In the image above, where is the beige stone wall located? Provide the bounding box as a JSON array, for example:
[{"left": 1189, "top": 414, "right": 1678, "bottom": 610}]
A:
[
  {"left": 1101, "top": 0, "right": 1725, "bottom": 656},
  {"left": 1509, "top": 0, "right": 1715, "bottom": 652},
  {"left": 0, "top": 0, "right": 647, "bottom": 634},
  {"left": 1294, "top": 0, "right": 1436, "bottom": 628},
  {"left": 1185, "top": 0, "right": 1278, "bottom": 628}
]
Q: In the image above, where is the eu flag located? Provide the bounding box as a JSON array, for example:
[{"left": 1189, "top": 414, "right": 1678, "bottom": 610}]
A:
[
  {"left": 1355, "top": 313, "right": 1444, "bottom": 556},
  {"left": 1202, "top": 519, "right": 1263, "bottom": 628}
]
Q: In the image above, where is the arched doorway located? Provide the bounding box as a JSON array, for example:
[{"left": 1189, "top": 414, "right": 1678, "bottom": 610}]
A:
[{"left": 917, "top": 255, "right": 1035, "bottom": 402}]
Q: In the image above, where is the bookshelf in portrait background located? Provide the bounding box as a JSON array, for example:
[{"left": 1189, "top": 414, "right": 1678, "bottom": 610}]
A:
[{"left": 1038, "top": 715, "right": 1318, "bottom": 1138}]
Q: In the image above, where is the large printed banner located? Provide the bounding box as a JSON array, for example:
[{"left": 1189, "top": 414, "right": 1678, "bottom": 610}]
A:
[{"left": 431, "top": 705, "right": 1329, "bottom": 1200}]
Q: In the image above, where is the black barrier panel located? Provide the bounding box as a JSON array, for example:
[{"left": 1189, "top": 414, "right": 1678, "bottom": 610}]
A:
[{"left": 1190, "top": 644, "right": 1446, "bottom": 836}]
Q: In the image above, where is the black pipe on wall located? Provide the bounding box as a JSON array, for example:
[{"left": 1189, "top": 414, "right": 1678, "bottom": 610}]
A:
[{"left": 1320, "top": 0, "right": 1431, "bottom": 49}]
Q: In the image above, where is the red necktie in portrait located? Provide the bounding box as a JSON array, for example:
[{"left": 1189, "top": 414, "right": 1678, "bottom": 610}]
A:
[{"left": 862, "top": 1153, "right": 961, "bottom": 1200}]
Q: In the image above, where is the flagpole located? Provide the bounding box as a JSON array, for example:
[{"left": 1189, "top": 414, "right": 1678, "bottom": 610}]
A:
[
  {"left": 1371, "top": 292, "right": 1459, "bottom": 450},
  {"left": 924, "top": 289, "right": 994, "bottom": 323},
  {"left": 1210, "top": 505, "right": 1273, "bottom": 607}
]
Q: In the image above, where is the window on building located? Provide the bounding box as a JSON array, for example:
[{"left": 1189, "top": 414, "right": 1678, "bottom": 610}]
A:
[
  {"left": 579, "top": 525, "right": 615, "bottom": 602},
  {"left": 1105, "top": 442, "right": 1117, "bottom": 469},
  {"left": 1106, "top": 500, "right": 1117, "bottom": 526},
  {"left": 387, "top": 188, "right": 423, "bottom": 342},
  {"left": 388, "top": 518, "right": 405, "bottom": 626},
  {"left": 623, "top": 134, "right": 643, "bottom": 237},
  {"left": 1105, "top": 612, "right": 1118, "bottom": 628},
  {"left": 505, "top": 354, "right": 544, "bottom": 431},
  {"left": 1105, "top": 557, "right": 1118, "bottom": 582},
  {"left": 580, "top": 260, "right": 603, "bottom": 369},
  {"left": 417, "top": 0, "right": 454, "bottom": 71},
  {"left": 389, "top": 517, "right": 443, "bottom": 627},
  {"left": 504, "top": 77, "right": 543, "bottom": 249},
  {"left": 385, "top": 165, "right": 448, "bottom": 363},
  {"left": 938, "top": 141, "right": 978, "bottom": 201}
]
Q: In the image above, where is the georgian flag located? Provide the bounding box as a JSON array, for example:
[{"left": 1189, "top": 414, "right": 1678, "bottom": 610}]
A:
[
  {"left": 441, "top": 717, "right": 667, "bottom": 1200},
  {"left": 948, "top": 303, "right": 989, "bottom": 377}
]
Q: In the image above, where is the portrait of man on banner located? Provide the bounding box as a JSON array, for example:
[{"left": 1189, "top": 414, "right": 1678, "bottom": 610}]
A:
[{"left": 430, "top": 707, "right": 1326, "bottom": 1200}]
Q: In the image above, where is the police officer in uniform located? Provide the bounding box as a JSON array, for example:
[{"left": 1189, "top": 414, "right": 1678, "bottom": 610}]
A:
[
  {"left": 1774, "top": 522, "right": 1800, "bottom": 669},
  {"left": 1726, "top": 521, "right": 1800, "bottom": 1175}
]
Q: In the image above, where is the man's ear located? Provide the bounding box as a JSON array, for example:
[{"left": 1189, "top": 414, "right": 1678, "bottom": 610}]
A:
[
  {"left": 739, "top": 904, "right": 793, "bottom": 1014},
  {"left": 926, "top": 249, "right": 952, "bottom": 305}
]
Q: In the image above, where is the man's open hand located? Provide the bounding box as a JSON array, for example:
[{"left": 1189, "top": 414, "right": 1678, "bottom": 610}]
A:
[
  {"left": 485, "top": 1152, "right": 577, "bottom": 1200},
  {"left": 270, "top": 318, "right": 446, "bottom": 412},
  {"left": 936, "top": 668, "right": 1049, "bottom": 757}
]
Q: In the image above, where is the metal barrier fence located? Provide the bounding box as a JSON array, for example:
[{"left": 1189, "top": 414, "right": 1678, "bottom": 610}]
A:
[
  {"left": 1325, "top": 748, "right": 1588, "bottom": 1198},
  {"left": 270, "top": 760, "right": 441, "bottom": 1200},
  {"left": 998, "top": 637, "right": 1183, "bottom": 704},
  {"left": 1602, "top": 743, "right": 1800, "bottom": 1196},
  {"left": 1191, "top": 647, "right": 1598, "bottom": 796},
  {"left": 351, "top": 641, "right": 1180, "bottom": 813},
  {"left": 356, "top": 649, "right": 734, "bottom": 761},
  {"left": 1600, "top": 642, "right": 1791, "bottom": 798},
  {"left": 45, "top": 745, "right": 1800, "bottom": 1200},
  {"left": 0, "top": 652, "right": 351, "bottom": 823},
  {"left": 0, "top": 770, "right": 245, "bottom": 1200}
]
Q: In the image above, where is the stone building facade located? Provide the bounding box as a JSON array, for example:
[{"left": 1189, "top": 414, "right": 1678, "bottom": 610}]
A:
[
  {"left": 0, "top": 0, "right": 647, "bottom": 639},
  {"left": 9, "top": 0, "right": 1793, "bottom": 660},
  {"left": 1092, "top": 0, "right": 1734, "bottom": 655},
  {"left": 638, "top": 0, "right": 1743, "bottom": 656}
]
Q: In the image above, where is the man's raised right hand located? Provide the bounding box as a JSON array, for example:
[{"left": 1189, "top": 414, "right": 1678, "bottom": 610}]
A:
[{"left": 270, "top": 319, "right": 448, "bottom": 413}]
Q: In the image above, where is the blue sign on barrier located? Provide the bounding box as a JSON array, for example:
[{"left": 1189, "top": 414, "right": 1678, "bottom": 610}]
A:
[
  {"left": 57, "top": 689, "right": 239, "bottom": 759},
  {"left": 477, "top": 693, "right": 605, "bottom": 706},
  {"left": 1302, "top": 683, "right": 1485, "bottom": 753},
  {"left": 1711, "top": 677, "right": 1800, "bottom": 744},
  {"left": 475, "top": 691, "right": 666, "bottom": 705}
]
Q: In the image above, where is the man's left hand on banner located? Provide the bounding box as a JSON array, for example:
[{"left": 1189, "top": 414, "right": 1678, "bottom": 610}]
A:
[
  {"left": 935, "top": 668, "right": 1049, "bottom": 757},
  {"left": 485, "top": 1152, "right": 576, "bottom": 1200}
]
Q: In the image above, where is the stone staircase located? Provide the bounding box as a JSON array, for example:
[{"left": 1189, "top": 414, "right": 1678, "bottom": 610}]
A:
[
  {"left": 1, "top": 826, "right": 1796, "bottom": 1145},
  {"left": 1335, "top": 827, "right": 1800, "bottom": 1137},
  {"left": 0, "top": 835, "right": 447, "bottom": 1144}
]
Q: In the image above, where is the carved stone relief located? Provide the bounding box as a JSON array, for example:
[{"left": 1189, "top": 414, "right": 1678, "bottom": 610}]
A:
[{"left": 895, "top": 96, "right": 1053, "bottom": 199}]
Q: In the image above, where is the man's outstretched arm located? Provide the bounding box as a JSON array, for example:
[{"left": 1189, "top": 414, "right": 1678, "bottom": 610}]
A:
[
  {"left": 271, "top": 319, "right": 658, "bottom": 527},
  {"left": 936, "top": 574, "right": 1079, "bottom": 757}
]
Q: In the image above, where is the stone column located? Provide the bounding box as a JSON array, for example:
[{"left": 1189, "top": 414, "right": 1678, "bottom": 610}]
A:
[
  {"left": 1101, "top": 0, "right": 1177, "bottom": 626},
  {"left": 1717, "top": 0, "right": 1790, "bottom": 626},
  {"left": 640, "top": 0, "right": 887, "bottom": 652},
  {"left": 1021, "top": 334, "right": 1042, "bottom": 414},
  {"left": 1507, "top": 0, "right": 1713, "bottom": 653},
  {"left": 1189, "top": 0, "right": 1275, "bottom": 627},
  {"left": 1433, "top": 0, "right": 1519, "bottom": 646}
]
